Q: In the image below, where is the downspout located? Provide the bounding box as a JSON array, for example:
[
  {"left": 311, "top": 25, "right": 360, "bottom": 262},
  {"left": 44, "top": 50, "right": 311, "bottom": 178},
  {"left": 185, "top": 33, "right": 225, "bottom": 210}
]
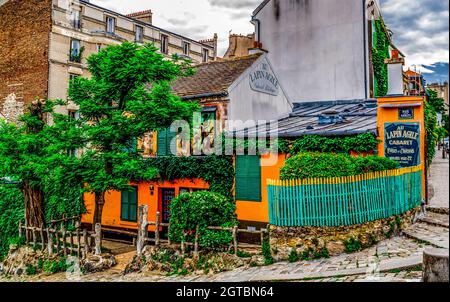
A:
[
  {"left": 362, "top": 0, "right": 369, "bottom": 99},
  {"left": 251, "top": 16, "right": 261, "bottom": 43}
]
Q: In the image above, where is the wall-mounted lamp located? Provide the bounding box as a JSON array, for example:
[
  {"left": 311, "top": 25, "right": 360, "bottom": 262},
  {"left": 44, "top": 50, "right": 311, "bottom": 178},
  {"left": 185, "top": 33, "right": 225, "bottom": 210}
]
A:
[{"left": 150, "top": 185, "right": 155, "bottom": 196}]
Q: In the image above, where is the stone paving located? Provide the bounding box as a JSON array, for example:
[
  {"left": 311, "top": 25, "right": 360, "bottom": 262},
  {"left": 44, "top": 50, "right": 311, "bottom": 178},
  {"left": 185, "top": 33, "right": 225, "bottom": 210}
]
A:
[{"left": 428, "top": 154, "right": 449, "bottom": 209}]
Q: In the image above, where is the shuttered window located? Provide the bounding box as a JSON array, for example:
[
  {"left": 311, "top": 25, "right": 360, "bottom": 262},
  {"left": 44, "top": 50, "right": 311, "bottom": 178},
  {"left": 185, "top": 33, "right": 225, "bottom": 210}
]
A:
[
  {"left": 157, "top": 128, "right": 177, "bottom": 156},
  {"left": 121, "top": 187, "right": 138, "bottom": 222},
  {"left": 235, "top": 155, "right": 261, "bottom": 202}
]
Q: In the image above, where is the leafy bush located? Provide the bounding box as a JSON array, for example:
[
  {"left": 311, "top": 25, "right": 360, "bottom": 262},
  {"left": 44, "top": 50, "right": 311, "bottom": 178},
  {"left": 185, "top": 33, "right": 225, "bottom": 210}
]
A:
[
  {"left": 0, "top": 184, "right": 24, "bottom": 260},
  {"left": 288, "top": 249, "right": 299, "bottom": 263},
  {"left": 280, "top": 152, "right": 400, "bottom": 180},
  {"left": 289, "top": 133, "right": 380, "bottom": 155},
  {"left": 343, "top": 236, "right": 362, "bottom": 253},
  {"left": 262, "top": 237, "right": 274, "bottom": 265},
  {"left": 43, "top": 257, "right": 68, "bottom": 274},
  {"left": 169, "top": 191, "right": 236, "bottom": 250}
]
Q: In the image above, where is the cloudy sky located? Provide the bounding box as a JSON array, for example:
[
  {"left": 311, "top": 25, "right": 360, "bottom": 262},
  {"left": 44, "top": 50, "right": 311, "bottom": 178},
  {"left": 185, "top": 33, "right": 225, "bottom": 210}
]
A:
[{"left": 91, "top": 0, "right": 449, "bottom": 82}]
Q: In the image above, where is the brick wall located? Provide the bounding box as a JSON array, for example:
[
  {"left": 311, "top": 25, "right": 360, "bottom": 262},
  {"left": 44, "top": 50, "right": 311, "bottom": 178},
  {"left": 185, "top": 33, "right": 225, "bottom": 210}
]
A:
[{"left": 0, "top": 0, "right": 52, "bottom": 112}]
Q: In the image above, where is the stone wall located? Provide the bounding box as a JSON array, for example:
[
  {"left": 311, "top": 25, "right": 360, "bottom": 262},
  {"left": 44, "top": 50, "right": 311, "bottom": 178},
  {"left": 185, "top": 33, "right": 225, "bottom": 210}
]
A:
[
  {"left": 269, "top": 207, "right": 422, "bottom": 261},
  {"left": 0, "top": 0, "right": 52, "bottom": 111}
]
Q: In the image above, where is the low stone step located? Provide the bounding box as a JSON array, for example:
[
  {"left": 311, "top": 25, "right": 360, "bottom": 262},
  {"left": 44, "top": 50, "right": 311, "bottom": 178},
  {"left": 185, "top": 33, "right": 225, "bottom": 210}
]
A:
[
  {"left": 403, "top": 223, "right": 449, "bottom": 249},
  {"left": 419, "top": 212, "right": 449, "bottom": 228},
  {"left": 426, "top": 206, "right": 449, "bottom": 215}
]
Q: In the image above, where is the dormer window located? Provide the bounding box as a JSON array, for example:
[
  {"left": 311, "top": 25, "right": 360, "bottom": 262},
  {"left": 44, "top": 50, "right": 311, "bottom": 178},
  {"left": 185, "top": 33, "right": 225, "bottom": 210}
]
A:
[
  {"left": 135, "top": 25, "right": 143, "bottom": 43},
  {"left": 202, "top": 49, "right": 209, "bottom": 63},
  {"left": 182, "top": 41, "right": 190, "bottom": 56},
  {"left": 106, "top": 16, "right": 115, "bottom": 33},
  {"left": 160, "top": 34, "right": 169, "bottom": 54}
]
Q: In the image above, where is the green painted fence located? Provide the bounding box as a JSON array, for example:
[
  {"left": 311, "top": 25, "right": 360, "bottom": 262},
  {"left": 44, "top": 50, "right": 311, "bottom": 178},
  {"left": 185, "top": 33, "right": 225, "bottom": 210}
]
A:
[{"left": 267, "top": 166, "right": 423, "bottom": 227}]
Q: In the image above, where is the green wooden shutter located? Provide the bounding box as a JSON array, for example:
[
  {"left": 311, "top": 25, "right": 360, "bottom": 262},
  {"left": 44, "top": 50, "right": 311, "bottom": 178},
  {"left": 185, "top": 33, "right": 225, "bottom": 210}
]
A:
[
  {"left": 235, "top": 155, "right": 261, "bottom": 202},
  {"left": 121, "top": 190, "right": 129, "bottom": 221},
  {"left": 157, "top": 129, "right": 168, "bottom": 156},
  {"left": 121, "top": 187, "right": 138, "bottom": 222},
  {"left": 157, "top": 128, "right": 177, "bottom": 156}
]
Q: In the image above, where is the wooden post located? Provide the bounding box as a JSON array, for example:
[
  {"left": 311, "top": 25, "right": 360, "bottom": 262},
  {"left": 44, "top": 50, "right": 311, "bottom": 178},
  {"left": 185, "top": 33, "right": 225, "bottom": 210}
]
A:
[
  {"left": 155, "top": 212, "right": 161, "bottom": 249},
  {"left": 83, "top": 229, "right": 90, "bottom": 257},
  {"left": 62, "top": 226, "right": 67, "bottom": 257},
  {"left": 232, "top": 226, "right": 238, "bottom": 256},
  {"left": 181, "top": 231, "right": 187, "bottom": 257},
  {"left": 94, "top": 223, "right": 102, "bottom": 255},
  {"left": 40, "top": 224, "right": 45, "bottom": 251},
  {"left": 136, "top": 205, "right": 149, "bottom": 256},
  {"left": 24, "top": 221, "right": 29, "bottom": 244},
  {"left": 260, "top": 230, "right": 265, "bottom": 247},
  {"left": 19, "top": 221, "right": 22, "bottom": 238},
  {"left": 76, "top": 229, "right": 81, "bottom": 258},
  {"left": 69, "top": 232, "right": 74, "bottom": 253},
  {"left": 194, "top": 225, "right": 199, "bottom": 257},
  {"left": 32, "top": 227, "right": 37, "bottom": 248},
  {"left": 55, "top": 230, "right": 60, "bottom": 252},
  {"left": 46, "top": 228, "right": 53, "bottom": 255}
]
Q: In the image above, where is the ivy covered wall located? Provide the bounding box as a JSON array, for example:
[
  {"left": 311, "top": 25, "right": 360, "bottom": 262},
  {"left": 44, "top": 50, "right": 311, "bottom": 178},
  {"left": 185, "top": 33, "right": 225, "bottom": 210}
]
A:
[{"left": 372, "top": 19, "right": 390, "bottom": 97}]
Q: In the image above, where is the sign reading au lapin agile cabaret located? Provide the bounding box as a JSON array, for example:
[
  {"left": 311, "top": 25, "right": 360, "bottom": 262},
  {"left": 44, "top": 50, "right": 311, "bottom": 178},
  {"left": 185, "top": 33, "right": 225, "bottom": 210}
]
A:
[
  {"left": 249, "top": 61, "right": 280, "bottom": 96},
  {"left": 384, "top": 123, "right": 420, "bottom": 167}
]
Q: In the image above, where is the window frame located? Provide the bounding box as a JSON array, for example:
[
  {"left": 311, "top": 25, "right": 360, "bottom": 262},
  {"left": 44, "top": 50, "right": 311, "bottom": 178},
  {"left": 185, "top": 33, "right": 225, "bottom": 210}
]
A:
[
  {"left": 72, "top": 9, "right": 82, "bottom": 29},
  {"left": 135, "top": 25, "right": 144, "bottom": 43},
  {"left": 182, "top": 41, "right": 190, "bottom": 56},
  {"left": 121, "top": 187, "right": 138, "bottom": 222},
  {"left": 235, "top": 155, "right": 262, "bottom": 202},
  {"left": 202, "top": 48, "right": 209, "bottom": 63},
  {"left": 69, "top": 39, "right": 81, "bottom": 63},
  {"left": 160, "top": 34, "right": 169, "bottom": 54},
  {"left": 106, "top": 16, "right": 116, "bottom": 34}
]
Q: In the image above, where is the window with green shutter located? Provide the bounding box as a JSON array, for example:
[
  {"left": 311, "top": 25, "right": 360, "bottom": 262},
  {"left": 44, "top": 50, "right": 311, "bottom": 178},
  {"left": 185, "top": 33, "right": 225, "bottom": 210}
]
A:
[
  {"left": 235, "top": 155, "right": 261, "bottom": 202},
  {"left": 157, "top": 128, "right": 177, "bottom": 156},
  {"left": 121, "top": 187, "right": 138, "bottom": 222}
]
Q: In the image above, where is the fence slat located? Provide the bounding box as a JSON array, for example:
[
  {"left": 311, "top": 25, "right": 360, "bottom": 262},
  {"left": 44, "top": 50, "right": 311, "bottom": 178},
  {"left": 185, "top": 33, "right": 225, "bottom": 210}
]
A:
[{"left": 267, "top": 167, "right": 423, "bottom": 227}]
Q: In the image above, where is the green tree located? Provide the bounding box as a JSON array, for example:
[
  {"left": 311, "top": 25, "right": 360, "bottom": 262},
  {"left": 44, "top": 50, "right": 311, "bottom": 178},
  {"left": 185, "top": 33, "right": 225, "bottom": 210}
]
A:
[
  {"left": 425, "top": 90, "right": 447, "bottom": 164},
  {"left": 0, "top": 100, "right": 83, "bottom": 227},
  {"left": 68, "top": 42, "right": 199, "bottom": 226}
]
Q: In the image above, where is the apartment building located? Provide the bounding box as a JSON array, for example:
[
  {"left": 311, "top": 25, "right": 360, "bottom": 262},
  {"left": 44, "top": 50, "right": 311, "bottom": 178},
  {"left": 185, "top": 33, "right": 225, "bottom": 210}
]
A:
[{"left": 0, "top": 0, "right": 217, "bottom": 117}]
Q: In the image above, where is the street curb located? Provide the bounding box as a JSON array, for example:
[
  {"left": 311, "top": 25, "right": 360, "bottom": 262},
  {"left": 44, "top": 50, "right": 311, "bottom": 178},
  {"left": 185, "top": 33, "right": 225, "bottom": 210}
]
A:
[
  {"left": 402, "top": 230, "right": 449, "bottom": 249},
  {"left": 246, "top": 256, "right": 423, "bottom": 282},
  {"left": 426, "top": 206, "right": 450, "bottom": 215}
]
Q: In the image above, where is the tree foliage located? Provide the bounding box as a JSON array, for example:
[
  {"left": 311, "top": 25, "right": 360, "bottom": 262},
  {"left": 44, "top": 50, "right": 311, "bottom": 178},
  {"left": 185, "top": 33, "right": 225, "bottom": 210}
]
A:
[
  {"left": 68, "top": 42, "right": 200, "bottom": 225},
  {"left": 425, "top": 90, "right": 447, "bottom": 165}
]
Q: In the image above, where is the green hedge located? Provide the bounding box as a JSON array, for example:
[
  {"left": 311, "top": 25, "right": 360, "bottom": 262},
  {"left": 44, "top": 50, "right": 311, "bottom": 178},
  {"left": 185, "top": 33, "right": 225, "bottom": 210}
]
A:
[
  {"left": 0, "top": 184, "right": 24, "bottom": 260},
  {"left": 169, "top": 191, "right": 236, "bottom": 250},
  {"left": 280, "top": 152, "right": 400, "bottom": 180}
]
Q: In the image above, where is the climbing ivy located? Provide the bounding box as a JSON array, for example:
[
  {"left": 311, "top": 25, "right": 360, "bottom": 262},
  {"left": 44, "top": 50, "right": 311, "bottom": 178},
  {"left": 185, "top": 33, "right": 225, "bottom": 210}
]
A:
[
  {"left": 278, "top": 133, "right": 381, "bottom": 155},
  {"left": 372, "top": 19, "right": 390, "bottom": 97},
  {"left": 141, "top": 156, "right": 235, "bottom": 200}
]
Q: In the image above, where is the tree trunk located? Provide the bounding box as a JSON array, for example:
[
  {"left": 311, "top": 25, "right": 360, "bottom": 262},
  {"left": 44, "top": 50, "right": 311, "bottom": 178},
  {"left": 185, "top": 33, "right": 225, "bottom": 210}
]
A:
[
  {"left": 93, "top": 192, "right": 105, "bottom": 230},
  {"left": 23, "top": 181, "right": 45, "bottom": 228}
]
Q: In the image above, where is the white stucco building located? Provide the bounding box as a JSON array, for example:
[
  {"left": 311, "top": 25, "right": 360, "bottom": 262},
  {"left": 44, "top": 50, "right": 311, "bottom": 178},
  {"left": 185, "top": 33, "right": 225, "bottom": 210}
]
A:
[{"left": 252, "top": 0, "right": 388, "bottom": 102}]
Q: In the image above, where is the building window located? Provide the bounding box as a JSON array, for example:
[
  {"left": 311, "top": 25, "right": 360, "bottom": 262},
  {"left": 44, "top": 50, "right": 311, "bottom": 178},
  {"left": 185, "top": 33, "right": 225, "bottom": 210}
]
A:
[
  {"left": 135, "top": 25, "right": 144, "bottom": 43},
  {"left": 72, "top": 10, "right": 81, "bottom": 29},
  {"left": 160, "top": 34, "right": 169, "bottom": 54},
  {"left": 202, "top": 49, "right": 209, "bottom": 63},
  {"left": 70, "top": 39, "right": 82, "bottom": 63},
  {"left": 67, "top": 110, "right": 80, "bottom": 157},
  {"left": 69, "top": 74, "right": 79, "bottom": 82},
  {"left": 157, "top": 128, "right": 177, "bottom": 156},
  {"left": 106, "top": 16, "right": 115, "bottom": 33},
  {"left": 182, "top": 41, "right": 190, "bottom": 56},
  {"left": 235, "top": 155, "right": 261, "bottom": 202},
  {"left": 121, "top": 187, "right": 138, "bottom": 222},
  {"left": 96, "top": 44, "right": 102, "bottom": 52}
]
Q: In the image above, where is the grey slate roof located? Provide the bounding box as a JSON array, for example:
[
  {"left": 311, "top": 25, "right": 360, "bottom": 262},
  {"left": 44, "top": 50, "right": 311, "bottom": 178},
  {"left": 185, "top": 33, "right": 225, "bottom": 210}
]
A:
[{"left": 233, "top": 99, "right": 379, "bottom": 138}]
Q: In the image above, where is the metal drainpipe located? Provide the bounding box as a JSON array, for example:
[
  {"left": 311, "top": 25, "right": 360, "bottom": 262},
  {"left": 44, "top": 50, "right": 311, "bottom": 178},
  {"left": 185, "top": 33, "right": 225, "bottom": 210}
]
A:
[{"left": 251, "top": 16, "right": 261, "bottom": 43}]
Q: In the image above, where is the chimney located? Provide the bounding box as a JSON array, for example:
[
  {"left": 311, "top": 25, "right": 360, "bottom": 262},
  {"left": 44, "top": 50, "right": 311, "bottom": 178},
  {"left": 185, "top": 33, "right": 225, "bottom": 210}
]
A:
[
  {"left": 385, "top": 50, "right": 405, "bottom": 95},
  {"left": 126, "top": 10, "right": 153, "bottom": 24}
]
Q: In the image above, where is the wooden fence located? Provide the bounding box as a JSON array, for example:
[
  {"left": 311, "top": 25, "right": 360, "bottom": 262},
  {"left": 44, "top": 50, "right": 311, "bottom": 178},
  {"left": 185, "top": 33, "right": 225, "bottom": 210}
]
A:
[
  {"left": 267, "top": 166, "right": 423, "bottom": 227},
  {"left": 19, "top": 217, "right": 102, "bottom": 259},
  {"left": 136, "top": 205, "right": 268, "bottom": 256}
]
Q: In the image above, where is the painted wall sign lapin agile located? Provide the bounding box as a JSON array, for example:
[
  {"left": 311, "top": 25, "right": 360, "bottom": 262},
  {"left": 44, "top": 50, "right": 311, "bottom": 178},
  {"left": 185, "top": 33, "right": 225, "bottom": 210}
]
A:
[
  {"left": 249, "top": 61, "right": 280, "bottom": 96},
  {"left": 384, "top": 123, "right": 420, "bottom": 167}
]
